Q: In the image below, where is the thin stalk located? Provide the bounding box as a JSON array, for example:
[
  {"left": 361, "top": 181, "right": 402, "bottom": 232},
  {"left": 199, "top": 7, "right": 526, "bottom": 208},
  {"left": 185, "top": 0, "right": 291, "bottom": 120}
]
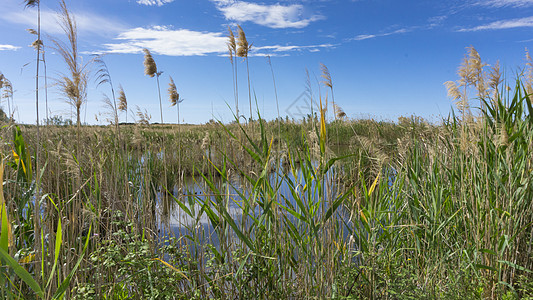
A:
[
  {"left": 246, "top": 58, "right": 252, "bottom": 122},
  {"left": 34, "top": 0, "right": 42, "bottom": 281},
  {"left": 43, "top": 48, "right": 49, "bottom": 125},
  {"left": 156, "top": 72, "right": 163, "bottom": 124}
]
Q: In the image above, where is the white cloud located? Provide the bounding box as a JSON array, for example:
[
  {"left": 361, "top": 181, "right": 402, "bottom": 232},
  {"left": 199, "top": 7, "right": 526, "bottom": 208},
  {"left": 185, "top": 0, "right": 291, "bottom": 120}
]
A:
[
  {"left": 351, "top": 28, "right": 410, "bottom": 41},
  {"left": 1, "top": 7, "right": 126, "bottom": 36},
  {"left": 212, "top": 0, "right": 324, "bottom": 28},
  {"left": 475, "top": 0, "right": 533, "bottom": 7},
  {"left": 0, "top": 44, "right": 21, "bottom": 51},
  {"left": 136, "top": 0, "right": 174, "bottom": 6},
  {"left": 459, "top": 16, "right": 533, "bottom": 31},
  {"left": 102, "top": 26, "right": 227, "bottom": 56}
]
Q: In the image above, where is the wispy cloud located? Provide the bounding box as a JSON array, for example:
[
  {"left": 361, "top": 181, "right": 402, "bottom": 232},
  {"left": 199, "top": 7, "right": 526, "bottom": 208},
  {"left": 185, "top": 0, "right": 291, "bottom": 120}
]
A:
[
  {"left": 1, "top": 6, "right": 126, "bottom": 36},
  {"left": 474, "top": 0, "right": 533, "bottom": 7},
  {"left": 211, "top": 0, "right": 324, "bottom": 28},
  {"left": 351, "top": 28, "right": 410, "bottom": 41},
  {"left": 136, "top": 0, "right": 174, "bottom": 6},
  {"left": 458, "top": 16, "right": 533, "bottom": 31},
  {"left": 0, "top": 44, "right": 21, "bottom": 51},
  {"left": 97, "top": 25, "right": 333, "bottom": 57},
  {"left": 252, "top": 43, "right": 334, "bottom": 55}
]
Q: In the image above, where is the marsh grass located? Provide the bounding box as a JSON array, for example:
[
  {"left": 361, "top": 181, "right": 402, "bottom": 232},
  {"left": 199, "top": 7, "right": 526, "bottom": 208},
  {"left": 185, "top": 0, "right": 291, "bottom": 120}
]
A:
[{"left": 2, "top": 23, "right": 533, "bottom": 299}]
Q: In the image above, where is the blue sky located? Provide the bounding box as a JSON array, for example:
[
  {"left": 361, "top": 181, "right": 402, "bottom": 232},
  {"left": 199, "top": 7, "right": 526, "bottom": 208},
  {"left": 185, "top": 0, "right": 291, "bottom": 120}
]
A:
[{"left": 1, "top": 0, "right": 533, "bottom": 124}]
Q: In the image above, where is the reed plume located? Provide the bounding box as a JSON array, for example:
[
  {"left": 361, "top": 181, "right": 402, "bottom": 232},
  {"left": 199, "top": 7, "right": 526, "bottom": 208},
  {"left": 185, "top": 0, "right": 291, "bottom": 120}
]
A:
[
  {"left": 168, "top": 76, "right": 180, "bottom": 107},
  {"left": 143, "top": 48, "right": 164, "bottom": 123},
  {"left": 228, "top": 26, "right": 239, "bottom": 118},
  {"left": 24, "top": 0, "right": 38, "bottom": 7},
  {"left": 237, "top": 25, "right": 252, "bottom": 121},
  {"left": 51, "top": 0, "right": 90, "bottom": 156},
  {"left": 143, "top": 48, "right": 157, "bottom": 78},
  {"left": 320, "top": 63, "right": 336, "bottom": 119},
  {"left": 135, "top": 105, "right": 151, "bottom": 125},
  {"left": 445, "top": 46, "right": 489, "bottom": 120},
  {"left": 488, "top": 61, "right": 502, "bottom": 102},
  {"left": 118, "top": 85, "right": 128, "bottom": 122},
  {"left": 95, "top": 55, "right": 120, "bottom": 134},
  {"left": 334, "top": 104, "right": 346, "bottom": 119}
]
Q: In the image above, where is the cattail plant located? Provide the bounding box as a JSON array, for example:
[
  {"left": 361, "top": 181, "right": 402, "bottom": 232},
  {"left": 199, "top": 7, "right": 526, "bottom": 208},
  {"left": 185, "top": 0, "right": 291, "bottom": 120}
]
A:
[
  {"left": 227, "top": 26, "right": 239, "bottom": 119},
  {"left": 118, "top": 85, "right": 128, "bottom": 123},
  {"left": 237, "top": 25, "right": 252, "bottom": 121},
  {"left": 143, "top": 48, "right": 164, "bottom": 123}
]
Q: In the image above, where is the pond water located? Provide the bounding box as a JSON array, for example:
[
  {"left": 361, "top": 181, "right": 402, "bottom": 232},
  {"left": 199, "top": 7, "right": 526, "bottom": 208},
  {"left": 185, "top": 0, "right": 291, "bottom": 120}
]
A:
[{"left": 156, "top": 162, "right": 346, "bottom": 242}]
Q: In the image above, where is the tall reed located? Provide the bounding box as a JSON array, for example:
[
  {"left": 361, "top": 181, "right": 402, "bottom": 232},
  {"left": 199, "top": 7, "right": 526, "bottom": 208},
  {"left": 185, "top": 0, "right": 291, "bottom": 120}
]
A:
[
  {"left": 143, "top": 48, "right": 164, "bottom": 123},
  {"left": 237, "top": 25, "right": 252, "bottom": 121},
  {"left": 24, "top": 0, "right": 42, "bottom": 276},
  {"left": 227, "top": 27, "right": 239, "bottom": 119}
]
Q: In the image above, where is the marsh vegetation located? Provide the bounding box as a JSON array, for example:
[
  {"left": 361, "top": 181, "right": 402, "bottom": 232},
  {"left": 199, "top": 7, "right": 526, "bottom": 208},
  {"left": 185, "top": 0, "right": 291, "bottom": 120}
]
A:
[{"left": 1, "top": 1, "right": 533, "bottom": 299}]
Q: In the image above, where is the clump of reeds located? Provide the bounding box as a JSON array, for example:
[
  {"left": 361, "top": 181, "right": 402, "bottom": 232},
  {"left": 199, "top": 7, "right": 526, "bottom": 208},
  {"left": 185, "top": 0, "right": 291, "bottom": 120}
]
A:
[
  {"left": 444, "top": 46, "right": 490, "bottom": 120},
  {"left": 143, "top": 48, "right": 164, "bottom": 123}
]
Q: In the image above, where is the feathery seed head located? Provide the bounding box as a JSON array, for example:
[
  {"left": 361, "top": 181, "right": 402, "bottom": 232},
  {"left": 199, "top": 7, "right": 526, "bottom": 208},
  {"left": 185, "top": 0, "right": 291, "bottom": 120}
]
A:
[
  {"left": 31, "top": 39, "right": 43, "bottom": 50},
  {"left": 118, "top": 85, "right": 127, "bottom": 112},
  {"left": 444, "top": 81, "right": 461, "bottom": 100},
  {"left": 227, "top": 26, "right": 236, "bottom": 51},
  {"left": 27, "top": 28, "right": 38, "bottom": 35},
  {"left": 143, "top": 48, "right": 157, "bottom": 77},
  {"left": 168, "top": 76, "right": 180, "bottom": 106},
  {"left": 24, "top": 0, "right": 39, "bottom": 8},
  {"left": 320, "top": 63, "right": 333, "bottom": 89},
  {"left": 237, "top": 25, "right": 249, "bottom": 58},
  {"left": 334, "top": 104, "right": 346, "bottom": 119}
]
